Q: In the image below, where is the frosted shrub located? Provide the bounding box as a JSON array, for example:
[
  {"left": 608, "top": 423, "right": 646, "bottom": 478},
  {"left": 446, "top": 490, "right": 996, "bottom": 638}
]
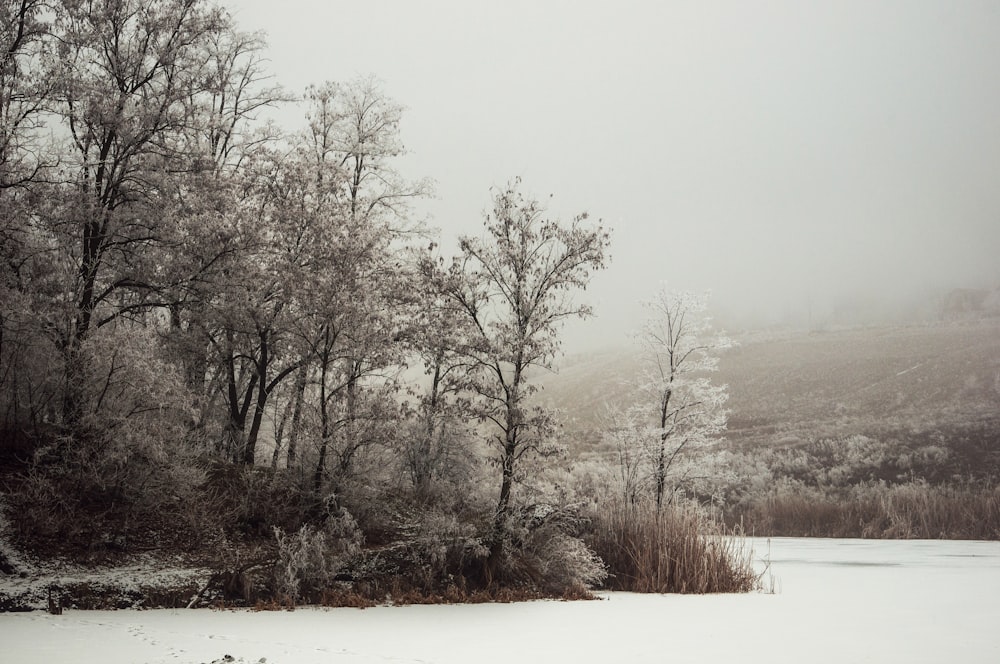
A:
[
  {"left": 273, "top": 511, "right": 362, "bottom": 603},
  {"left": 520, "top": 527, "right": 607, "bottom": 594},
  {"left": 497, "top": 505, "right": 607, "bottom": 595},
  {"left": 405, "top": 510, "right": 488, "bottom": 589},
  {"left": 12, "top": 327, "right": 205, "bottom": 552}
]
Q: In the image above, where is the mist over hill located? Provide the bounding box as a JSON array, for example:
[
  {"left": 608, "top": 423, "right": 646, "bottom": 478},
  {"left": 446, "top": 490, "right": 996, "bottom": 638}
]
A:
[{"left": 541, "top": 318, "right": 1000, "bottom": 457}]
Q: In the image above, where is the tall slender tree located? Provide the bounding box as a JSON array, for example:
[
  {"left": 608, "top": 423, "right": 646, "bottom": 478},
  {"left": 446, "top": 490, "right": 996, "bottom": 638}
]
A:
[
  {"left": 634, "top": 288, "right": 734, "bottom": 509},
  {"left": 447, "top": 180, "right": 610, "bottom": 559},
  {"left": 294, "top": 78, "right": 427, "bottom": 485}
]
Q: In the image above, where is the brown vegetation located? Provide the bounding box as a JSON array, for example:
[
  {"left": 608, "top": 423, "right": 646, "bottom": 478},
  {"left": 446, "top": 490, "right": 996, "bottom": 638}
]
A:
[
  {"left": 728, "top": 482, "right": 1000, "bottom": 539},
  {"left": 585, "top": 500, "right": 760, "bottom": 594}
]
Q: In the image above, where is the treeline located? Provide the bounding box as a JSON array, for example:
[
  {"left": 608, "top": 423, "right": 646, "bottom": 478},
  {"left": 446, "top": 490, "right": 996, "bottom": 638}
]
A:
[{"left": 0, "top": 1, "right": 758, "bottom": 604}]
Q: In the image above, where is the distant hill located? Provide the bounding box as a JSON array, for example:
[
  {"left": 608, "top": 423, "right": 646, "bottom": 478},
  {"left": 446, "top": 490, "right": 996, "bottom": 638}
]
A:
[
  {"left": 941, "top": 287, "right": 1000, "bottom": 318},
  {"left": 539, "top": 319, "right": 1000, "bottom": 453}
]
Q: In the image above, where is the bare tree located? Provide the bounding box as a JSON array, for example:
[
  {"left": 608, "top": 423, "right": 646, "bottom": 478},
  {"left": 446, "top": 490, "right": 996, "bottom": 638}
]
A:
[
  {"left": 632, "top": 288, "right": 734, "bottom": 509},
  {"left": 292, "top": 78, "right": 427, "bottom": 485},
  {"left": 33, "top": 0, "right": 246, "bottom": 425},
  {"left": 302, "top": 76, "right": 430, "bottom": 227},
  {"left": 403, "top": 244, "right": 478, "bottom": 498}
]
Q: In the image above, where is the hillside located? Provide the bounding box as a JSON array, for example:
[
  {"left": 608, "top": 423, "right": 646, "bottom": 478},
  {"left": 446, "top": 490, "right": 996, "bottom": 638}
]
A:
[{"left": 541, "top": 319, "right": 1000, "bottom": 456}]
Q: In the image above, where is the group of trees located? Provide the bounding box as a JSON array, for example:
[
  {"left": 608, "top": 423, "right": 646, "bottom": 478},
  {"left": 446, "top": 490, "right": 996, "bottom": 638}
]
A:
[
  {"left": 1, "top": 2, "right": 416, "bottom": 479},
  {"left": 1, "top": 0, "right": 743, "bottom": 599}
]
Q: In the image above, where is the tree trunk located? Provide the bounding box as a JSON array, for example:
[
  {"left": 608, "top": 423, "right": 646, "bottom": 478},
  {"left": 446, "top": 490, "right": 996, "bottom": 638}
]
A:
[
  {"left": 239, "top": 329, "right": 270, "bottom": 465},
  {"left": 491, "top": 368, "right": 523, "bottom": 561},
  {"left": 285, "top": 364, "right": 308, "bottom": 467},
  {"left": 655, "top": 386, "right": 672, "bottom": 510},
  {"left": 313, "top": 339, "right": 332, "bottom": 497},
  {"left": 224, "top": 331, "right": 255, "bottom": 462},
  {"left": 412, "top": 355, "right": 443, "bottom": 494},
  {"left": 655, "top": 434, "right": 666, "bottom": 510},
  {"left": 494, "top": 440, "right": 516, "bottom": 533},
  {"left": 271, "top": 392, "right": 294, "bottom": 470},
  {"left": 61, "top": 344, "right": 85, "bottom": 428}
]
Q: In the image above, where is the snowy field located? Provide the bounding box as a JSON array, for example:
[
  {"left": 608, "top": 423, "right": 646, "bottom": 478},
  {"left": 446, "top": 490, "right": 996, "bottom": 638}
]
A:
[{"left": 2, "top": 537, "right": 998, "bottom": 664}]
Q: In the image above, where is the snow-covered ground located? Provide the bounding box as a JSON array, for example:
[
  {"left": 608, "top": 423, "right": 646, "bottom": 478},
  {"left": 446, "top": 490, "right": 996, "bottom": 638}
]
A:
[{"left": 2, "top": 537, "right": 998, "bottom": 664}]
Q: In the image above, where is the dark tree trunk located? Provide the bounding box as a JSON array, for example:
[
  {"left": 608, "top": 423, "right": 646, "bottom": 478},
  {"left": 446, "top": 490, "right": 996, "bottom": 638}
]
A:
[
  {"left": 313, "top": 343, "right": 331, "bottom": 497},
  {"left": 286, "top": 364, "right": 307, "bottom": 466},
  {"left": 241, "top": 330, "right": 269, "bottom": 466},
  {"left": 490, "top": 365, "right": 523, "bottom": 561}
]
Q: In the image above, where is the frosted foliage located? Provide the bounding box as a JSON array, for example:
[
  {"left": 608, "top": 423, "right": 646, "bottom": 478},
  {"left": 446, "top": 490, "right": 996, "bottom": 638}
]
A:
[
  {"left": 273, "top": 512, "right": 362, "bottom": 602},
  {"left": 522, "top": 530, "right": 607, "bottom": 593},
  {"left": 447, "top": 180, "right": 610, "bottom": 535},
  {"left": 609, "top": 287, "right": 735, "bottom": 506}
]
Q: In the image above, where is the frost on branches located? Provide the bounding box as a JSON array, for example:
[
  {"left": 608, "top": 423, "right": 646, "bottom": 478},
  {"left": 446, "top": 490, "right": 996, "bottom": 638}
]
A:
[
  {"left": 447, "top": 180, "right": 610, "bottom": 558},
  {"left": 609, "top": 288, "right": 734, "bottom": 509}
]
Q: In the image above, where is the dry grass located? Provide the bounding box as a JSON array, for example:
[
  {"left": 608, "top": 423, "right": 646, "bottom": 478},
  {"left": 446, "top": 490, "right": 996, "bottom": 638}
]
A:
[
  {"left": 586, "top": 500, "right": 760, "bottom": 594},
  {"left": 730, "top": 482, "right": 1000, "bottom": 539}
]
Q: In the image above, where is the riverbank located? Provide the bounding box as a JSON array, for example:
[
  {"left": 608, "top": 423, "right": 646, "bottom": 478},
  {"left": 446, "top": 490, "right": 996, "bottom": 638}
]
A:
[{"left": 3, "top": 537, "right": 997, "bottom": 663}]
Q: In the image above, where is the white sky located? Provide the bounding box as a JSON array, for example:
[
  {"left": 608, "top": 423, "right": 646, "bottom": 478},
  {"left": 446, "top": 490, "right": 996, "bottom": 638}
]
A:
[{"left": 230, "top": 0, "right": 1000, "bottom": 350}]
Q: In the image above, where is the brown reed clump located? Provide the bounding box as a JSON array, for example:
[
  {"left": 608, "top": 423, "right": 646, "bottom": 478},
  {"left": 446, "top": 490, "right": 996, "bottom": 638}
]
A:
[{"left": 586, "top": 500, "right": 760, "bottom": 594}]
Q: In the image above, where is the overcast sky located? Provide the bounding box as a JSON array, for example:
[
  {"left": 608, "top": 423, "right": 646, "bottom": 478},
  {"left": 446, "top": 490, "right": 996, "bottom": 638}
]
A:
[{"left": 232, "top": 0, "right": 1000, "bottom": 351}]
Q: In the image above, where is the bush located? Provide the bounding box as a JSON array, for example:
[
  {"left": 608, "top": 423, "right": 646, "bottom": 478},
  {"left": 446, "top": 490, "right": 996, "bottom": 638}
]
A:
[
  {"left": 6, "top": 326, "right": 213, "bottom": 557},
  {"left": 12, "top": 428, "right": 207, "bottom": 557},
  {"left": 492, "top": 504, "right": 607, "bottom": 595},
  {"left": 272, "top": 510, "right": 363, "bottom": 603},
  {"left": 200, "top": 463, "right": 314, "bottom": 540},
  {"left": 394, "top": 508, "right": 489, "bottom": 591}
]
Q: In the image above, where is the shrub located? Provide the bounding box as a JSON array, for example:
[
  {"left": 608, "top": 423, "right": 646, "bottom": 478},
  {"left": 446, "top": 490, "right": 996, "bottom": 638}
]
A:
[
  {"left": 395, "top": 508, "right": 489, "bottom": 590},
  {"left": 12, "top": 428, "right": 208, "bottom": 557},
  {"left": 200, "top": 463, "right": 313, "bottom": 540},
  {"left": 6, "top": 326, "right": 212, "bottom": 557},
  {"left": 272, "top": 510, "right": 362, "bottom": 603},
  {"left": 493, "top": 504, "right": 607, "bottom": 595}
]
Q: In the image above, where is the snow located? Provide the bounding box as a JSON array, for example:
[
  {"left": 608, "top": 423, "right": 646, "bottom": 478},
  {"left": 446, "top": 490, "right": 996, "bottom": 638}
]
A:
[
  {"left": 0, "top": 496, "right": 211, "bottom": 611},
  {"left": 2, "top": 537, "right": 998, "bottom": 664},
  {"left": 0, "top": 547, "right": 211, "bottom": 611}
]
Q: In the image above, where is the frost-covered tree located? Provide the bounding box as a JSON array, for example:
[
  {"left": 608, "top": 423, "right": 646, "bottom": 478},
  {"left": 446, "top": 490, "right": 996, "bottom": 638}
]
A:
[
  {"left": 290, "top": 78, "right": 428, "bottom": 490},
  {"left": 600, "top": 406, "right": 647, "bottom": 506},
  {"left": 401, "top": 244, "right": 479, "bottom": 499},
  {"left": 0, "top": 0, "right": 51, "bottom": 191},
  {"left": 51, "top": 0, "right": 229, "bottom": 343},
  {"left": 0, "top": 0, "right": 54, "bottom": 428},
  {"left": 196, "top": 77, "right": 426, "bottom": 468},
  {"left": 447, "top": 180, "right": 610, "bottom": 555},
  {"left": 619, "top": 288, "right": 734, "bottom": 509}
]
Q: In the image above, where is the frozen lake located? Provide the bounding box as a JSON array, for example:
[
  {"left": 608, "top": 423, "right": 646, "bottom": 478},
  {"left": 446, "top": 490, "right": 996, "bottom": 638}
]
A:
[{"left": 2, "top": 537, "right": 998, "bottom": 663}]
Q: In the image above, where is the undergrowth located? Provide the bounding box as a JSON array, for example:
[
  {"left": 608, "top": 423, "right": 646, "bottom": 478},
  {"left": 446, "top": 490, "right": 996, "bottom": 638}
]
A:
[{"left": 727, "top": 481, "right": 1000, "bottom": 539}]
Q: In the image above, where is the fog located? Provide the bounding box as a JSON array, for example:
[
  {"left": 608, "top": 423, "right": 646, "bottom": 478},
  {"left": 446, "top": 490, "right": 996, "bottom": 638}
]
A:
[{"left": 235, "top": 0, "right": 1000, "bottom": 351}]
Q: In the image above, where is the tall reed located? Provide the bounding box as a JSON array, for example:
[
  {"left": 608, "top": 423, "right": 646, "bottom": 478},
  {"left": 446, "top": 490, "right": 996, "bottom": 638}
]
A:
[
  {"left": 586, "top": 499, "right": 760, "bottom": 594},
  {"left": 728, "top": 482, "right": 1000, "bottom": 539}
]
